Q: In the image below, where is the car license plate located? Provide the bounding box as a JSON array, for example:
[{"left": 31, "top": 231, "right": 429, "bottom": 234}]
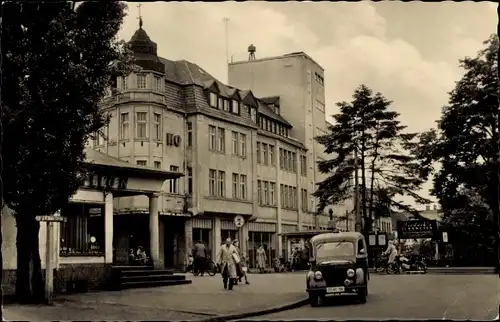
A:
[{"left": 327, "top": 286, "right": 345, "bottom": 293}]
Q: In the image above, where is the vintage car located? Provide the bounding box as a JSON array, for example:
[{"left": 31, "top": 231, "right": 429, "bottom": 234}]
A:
[{"left": 305, "top": 232, "right": 369, "bottom": 306}]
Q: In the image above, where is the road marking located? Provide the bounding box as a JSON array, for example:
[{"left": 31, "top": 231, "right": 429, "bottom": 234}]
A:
[{"left": 441, "top": 282, "right": 470, "bottom": 320}]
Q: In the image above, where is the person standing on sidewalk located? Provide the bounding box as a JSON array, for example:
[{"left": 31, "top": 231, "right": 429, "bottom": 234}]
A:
[
  {"left": 192, "top": 240, "right": 208, "bottom": 276},
  {"left": 256, "top": 245, "right": 267, "bottom": 273},
  {"left": 217, "top": 238, "right": 238, "bottom": 290}
]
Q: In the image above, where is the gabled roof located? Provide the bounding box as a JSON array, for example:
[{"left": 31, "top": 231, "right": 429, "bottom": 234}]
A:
[
  {"left": 260, "top": 96, "right": 280, "bottom": 106},
  {"left": 257, "top": 99, "right": 292, "bottom": 127}
]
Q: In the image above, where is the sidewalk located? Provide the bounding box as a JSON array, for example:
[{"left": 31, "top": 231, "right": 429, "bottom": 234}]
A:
[{"left": 2, "top": 273, "right": 307, "bottom": 321}]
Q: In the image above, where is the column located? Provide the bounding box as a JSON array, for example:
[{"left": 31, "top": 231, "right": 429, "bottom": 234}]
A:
[
  {"left": 184, "top": 219, "right": 193, "bottom": 270},
  {"left": 104, "top": 192, "right": 113, "bottom": 264},
  {"left": 213, "top": 217, "right": 221, "bottom": 261},
  {"left": 149, "top": 193, "right": 160, "bottom": 268}
]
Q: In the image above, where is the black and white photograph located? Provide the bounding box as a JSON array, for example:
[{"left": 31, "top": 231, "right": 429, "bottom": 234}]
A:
[{"left": 1, "top": 1, "right": 499, "bottom": 321}]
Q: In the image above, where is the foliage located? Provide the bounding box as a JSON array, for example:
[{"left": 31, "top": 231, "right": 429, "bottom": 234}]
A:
[
  {"left": 410, "top": 35, "right": 498, "bottom": 255},
  {"left": 2, "top": 1, "right": 133, "bottom": 302},
  {"left": 314, "top": 85, "right": 429, "bottom": 233}
]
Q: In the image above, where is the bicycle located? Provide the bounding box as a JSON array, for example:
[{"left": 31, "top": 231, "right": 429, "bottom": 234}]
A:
[{"left": 190, "top": 258, "right": 218, "bottom": 276}]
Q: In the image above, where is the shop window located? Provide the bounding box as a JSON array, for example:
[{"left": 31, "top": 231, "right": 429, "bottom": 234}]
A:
[
  {"left": 248, "top": 231, "right": 275, "bottom": 268},
  {"left": 60, "top": 202, "right": 105, "bottom": 256},
  {"left": 192, "top": 228, "right": 211, "bottom": 252},
  {"left": 221, "top": 230, "right": 239, "bottom": 243}
]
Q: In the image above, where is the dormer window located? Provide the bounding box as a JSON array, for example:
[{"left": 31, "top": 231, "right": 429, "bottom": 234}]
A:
[
  {"left": 218, "top": 97, "right": 224, "bottom": 110},
  {"left": 137, "top": 74, "right": 146, "bottom": 89},
  {"left": 209, "top": 92, "right": 218, "bottom": 108},
  {"left": 275, "top": 106, "right": 280, "bottom": 115},
  {"left": 223, "top": 99, "right": 229, "bottom": 112},
  {"left": 231, "top": 100, "right": 239, "bottom": 114},
  {"left": 250, "top": 107, "right": 257, "bottom": 123}
]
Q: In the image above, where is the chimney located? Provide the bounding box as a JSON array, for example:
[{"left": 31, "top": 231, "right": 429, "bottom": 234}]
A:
[{"left": 425, "top": 205, "right": 430, "bottom": 211}]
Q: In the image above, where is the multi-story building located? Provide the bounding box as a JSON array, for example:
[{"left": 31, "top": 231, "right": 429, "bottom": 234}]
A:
[
  {"left": 91, "top": 22, "right": 341, "bottom": 270},
  {"left": 228, "top": 49, "right": 352, "bottom": 228}
]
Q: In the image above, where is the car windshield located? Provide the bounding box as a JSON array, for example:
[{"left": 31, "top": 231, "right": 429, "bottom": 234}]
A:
[{"left": 316, "top": 241, "right": 355, "bottom": 262}]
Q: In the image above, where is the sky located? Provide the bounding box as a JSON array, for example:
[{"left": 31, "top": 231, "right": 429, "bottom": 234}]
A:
[{"left": 117, "top": 2, "right": 497, "bottom": 207}]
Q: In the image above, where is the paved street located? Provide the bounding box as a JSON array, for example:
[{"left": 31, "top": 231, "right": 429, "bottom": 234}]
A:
[
  {"left": 3, "top": 273, "right": 305, "bottom": 321},
  {"left": 243, "top": 274, "right": 499, "bottom": 321}
]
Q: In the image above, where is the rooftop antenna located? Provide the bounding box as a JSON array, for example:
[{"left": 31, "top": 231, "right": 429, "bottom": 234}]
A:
[
  {"left": 248, "top": 44, "right": 256, "bottom": 61},
  {"left": 137, "top": 3, "right": 143, "bottom": 28}
]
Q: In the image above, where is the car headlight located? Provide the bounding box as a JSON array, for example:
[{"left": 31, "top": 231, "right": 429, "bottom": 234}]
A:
[
  {"left": 314, "top": 271, "right": 323, "bottom": 280},
  {"left": 347, "top": 269, "right": 355, "bottom": 277}
]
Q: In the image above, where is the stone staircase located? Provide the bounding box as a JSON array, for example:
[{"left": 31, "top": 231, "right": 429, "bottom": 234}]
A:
[{"left": 111, "top": 266, "right": 191, "bottom": 290}]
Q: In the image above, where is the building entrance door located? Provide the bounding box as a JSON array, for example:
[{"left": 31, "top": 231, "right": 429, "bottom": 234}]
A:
[
  {"left": 163, "top": 216, "right": 185, "bottom": 269},
  {"left": 113, "top": 214, "right": 149, "bottom": 266}
]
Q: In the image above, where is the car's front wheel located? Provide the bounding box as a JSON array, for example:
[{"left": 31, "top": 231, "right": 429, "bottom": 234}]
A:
[
  {"left": 309, "top": 292, "right": 320, "bottom": 307},
  {"left": 357, "top": 286, "right": 367, "bottom": 303}
]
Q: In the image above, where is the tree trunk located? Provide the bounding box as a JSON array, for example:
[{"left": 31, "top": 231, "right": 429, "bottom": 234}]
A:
[
  {"left": 15, "top": 215, "right": 44, "bottom": 303},
  {"left": 360, "top": 137, "right": 368, "bottom": 233}
]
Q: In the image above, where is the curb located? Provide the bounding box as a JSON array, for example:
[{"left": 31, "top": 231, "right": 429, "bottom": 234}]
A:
[
  {"left": 369, "top": 268, "right": 497, "bottom": 275},
  {"left": 195, "top": 297, "right": 309, "bottom": 322}
]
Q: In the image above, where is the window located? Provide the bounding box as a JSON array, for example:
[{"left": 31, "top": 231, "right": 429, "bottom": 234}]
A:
[
  {"left": 288, "top": 186, "right": 293, "bottom": 209},
  {"left": 284, "top": 185, "right": 289, "bottom": 208},
  {"left": 240, "top": 175, "right": 247, "bottom": 199},
  {"left": 137, "top": 74, "right": 146, "bottom": 89},
  {"left": 231, "top": 100, "right": 239, "bottom": 114},
  {"left": 209, "top": 125, "right": 216, "bottom": 150},
  {"left": 271, "top": 122, "right": 276, "bottom": 133},
  {"left": 314, "top": 72, "right": 324, "bottom": 85},
  {"left": 262, "top": 144, "right": 268, "bottom": 165},
  {"left": 263, "top": 181, "right": 269, "bottom": 205},
  {"left": 232, "top": 173, "right": 239, "bottom": 198},
  {"left": 209, "top": 169, "right": 216, "bottom": 196},
  {"left": 122, "top": 76, "right": 128, "bottom": 90},
  {"left": 239, "top": 133, "right": 246, "bottom": 157},
  {"left": 218, "top": 171, "right": 225, "bottom": 197},
  {"left": 315, "top": 100, "right": 325, "bottom": 112},
  {"left": 187, "top": 122, "right": 193, "bottom": 147},
  {"left": 154, "top": 76, "right": 161, "bottom": 92},
  {"left": 169, "top": 166, "right": 179, "bottom": 193},
  {"left": 284, "top": 151, "right": 289, "bottom": 170},
  {"left": 154, "top": 161, "right": 161, "bottom": 169},
  {"left": 256, "top": 142, "right": 261, "bottom": 163},
  {"left": 269, "top": 145, "right": 275, "bottom": 165},
  {"left": 136, "top": 112, "right": 147, "bottom": 139},
  {"left": 279, "top": 148, "right": 284, "bottom": 169},
  {"left": 187, "top": 167, "right": 193, "bottom": 195},
  {"left": 300, "top": 155, "right": 307, "bottom": 176},
  {"left": 136, "top": 160, "right": 147, "bottom": 166},
  {"left": 120, "top": 112, "right": 129, "bottom": 140},
  {"left": 292, "top": 187, "right": 297, "bottom": 209},
  {"left": 250, "top": 107, "right": 257, "bottom": 123},
  {"left": 270, "top": 182, "right": 276, "bottom": 206},
  {"left": 218, "top": 128, "right": 225, "bottom": 152},
  {"left": 280, "top": 184, "right": 285, "bottom": 208},
  {"left": 301, "top": 189, "right": 308, "bottom": 212},
  {"left": 153, "top": 113, "right": 161, "bottom": 140},
  {"left": 223, "top": 99, "right": 230, "bottom": 112},
  {"left": 257, "top": 180, "right": 262, "bottom": 204},
  {"left": 95, "top": 130, "right": 105, "bottom": 146},
  {"left": 275, "top": 106, "right": 280, "bottom": 115},
  {"left": 264, "top": 118, "right": 269, "bottom": 131},
  {"left": 292, "top": 153, "right": 297, "bottom": 172},
  {"left": 317, "top": 243, "right": 355, "bottom": 261},
  {"left": 310, "top": 197, "right": 315, "bottom": 213},
  {"left": 232, "top": 131, "right": 239, "bottom": 155},
  {"left": 60, "top": 203, "right": 104, "bottom": 256},
  {"left": 209, "top": 92, "right": 218, "bottom": 108},
  {"left": 259, "top": 116, "right": 264, "bottom": 129}
]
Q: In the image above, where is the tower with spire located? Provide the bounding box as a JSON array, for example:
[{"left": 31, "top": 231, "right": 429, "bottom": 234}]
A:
[{"left": 128, "top": 4, "right": 164, "bottom": 74}]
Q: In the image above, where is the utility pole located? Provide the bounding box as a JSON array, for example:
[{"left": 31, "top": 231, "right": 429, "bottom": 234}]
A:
[
  {"left": 223, "top": 17, "right": 230, "bottom": 64},
  {"left": 354, "top": 147, "right": 362, "bottom": 233}
]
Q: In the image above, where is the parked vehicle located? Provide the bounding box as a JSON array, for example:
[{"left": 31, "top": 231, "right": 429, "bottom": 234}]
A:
[
  {"left": 387, "top": 254, "right": 427, "bottom": 274},
  {"left": 373, "top": 254, "right": 388, "bottom": 273},
  {"left": 186, "top": 256, "right": 218, "bottom": 276},
  {"left": 305, "top": 232, "right": 369, "bottom": 306}
]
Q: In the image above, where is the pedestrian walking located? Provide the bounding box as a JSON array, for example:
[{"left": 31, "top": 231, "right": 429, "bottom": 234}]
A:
[
  {"left": 233, "top": 240, "right": 249, "bottom": 284},
  {"left": 217, "top": 238, "right": 239, "bottom": 290},
  {"left": 256, "top": 245, "right": 267, "bottom": 273},
  {"left": 192, "top": 240, "right": 208, "bottom": 276}
]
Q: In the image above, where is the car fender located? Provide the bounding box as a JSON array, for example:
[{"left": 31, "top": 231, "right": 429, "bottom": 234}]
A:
[
  {"left": 306, "top": 270, "right": 314, "bottom": 288},
  {"left": 355, "top": 268, "right": 364, "bottom": 284}
]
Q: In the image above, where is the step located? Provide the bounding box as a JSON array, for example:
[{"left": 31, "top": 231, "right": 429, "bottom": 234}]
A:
[
  {"left": 121, "top": 269, "right": 174, "bottom": 277},
  {"left": 113, "top": 266, "right": 153, "bottom": 271},
  {"left": 120, "top": 279, "right": 192, "bottom": 289},
  {"left": 120, "top": 274, "right": 186, "bottom": 282}
]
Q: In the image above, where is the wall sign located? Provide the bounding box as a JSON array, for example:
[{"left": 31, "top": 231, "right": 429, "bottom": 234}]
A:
[
  {"left": 85, "top": 172, "right": 128, "bottom": 190},
  {"left": 166, "top": 133, "right": 181, "bottom": 147},
  {"left": 397, "top": 220, "right": 437, "bottom": 240}
]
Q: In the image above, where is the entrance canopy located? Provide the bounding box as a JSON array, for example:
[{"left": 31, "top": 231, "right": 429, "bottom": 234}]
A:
[
  {"left": 278, "top": 230, "right": 326, "bottom": 238},
  {"left": 82, "top": 149, "right": 183, "bottom": 197}
]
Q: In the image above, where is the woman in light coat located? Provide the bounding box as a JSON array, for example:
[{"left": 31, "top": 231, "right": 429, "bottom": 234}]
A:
[
  {"left": 217, "top": 238, "right": 238, "bottom": 290},
  {"left": 233, "top": 240, "right": 249, "bottom": 285},
  {"left": 256, "top": 245, "right": 267, "bottom": 273}
]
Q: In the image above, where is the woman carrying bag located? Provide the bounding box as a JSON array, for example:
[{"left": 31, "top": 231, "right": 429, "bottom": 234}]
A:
[{"left": 233, "top": 240, "right": 249, "bottom": 285}]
